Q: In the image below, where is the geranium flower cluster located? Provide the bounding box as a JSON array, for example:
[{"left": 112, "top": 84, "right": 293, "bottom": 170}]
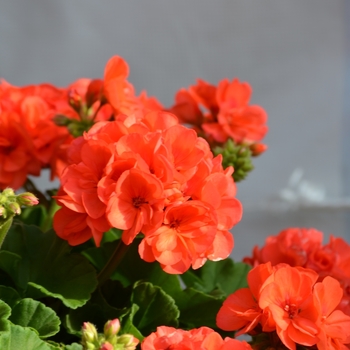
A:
[
  {"left": 216, "top": 262, "right": 350, "bottom": 350},
  {"left": 169, "top": 77, "right": 268, "bottom": 151},
  {"left": 244, "top": 228, "right": 350, "bottom": 316},
  {"left": 0, "top": 56, "right": 162, "bottom": 191},
  {"left": 141, "top": 326, "right": 252, "bottom": 350},
  {"left": 53, "top": 109, "right": 242, "bottom": 274},
  {"left": 0, "top": 80, "right": 72, "bottom": 189}
]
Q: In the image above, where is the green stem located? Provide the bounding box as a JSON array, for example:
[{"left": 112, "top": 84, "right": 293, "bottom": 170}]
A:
[
  {"left": 97, "top": 239, "right": 130, "bottom": 286},
  {"left": 0, "top": 216, "right": 14, "bottom": 250},
  {"left": 41, "top": 199, "right": 60, "bottom": 232}
]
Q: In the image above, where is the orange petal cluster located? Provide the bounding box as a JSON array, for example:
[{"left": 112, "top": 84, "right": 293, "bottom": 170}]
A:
[
  {"left": 0, "top": 80, "right": 73, "bottom": 189},
  {"left": 0, "top": 56, "right": 162, "bottom": 190},
  {"left": 216, "top": 262, "right": 350, "bottom": 350},
  {"left": 169, "top": 78, "right": 268, "bottom": 150},
  {"left": 53, "top": 109, "right": 242, "bottom": 273},
  {"left": 244, "top": 228, "right": 350, "bottom": 317},
  {"left": 141, "top": 326, "right": 252, "bottom": 350}
]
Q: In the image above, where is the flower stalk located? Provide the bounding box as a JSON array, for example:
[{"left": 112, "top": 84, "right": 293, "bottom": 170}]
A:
[{"left": 97, "top": 239, "right": 130, "bottom": 286}]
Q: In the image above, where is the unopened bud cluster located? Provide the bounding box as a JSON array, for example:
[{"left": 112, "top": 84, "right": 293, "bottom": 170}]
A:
[
  {"left": 0, "top": 188, "right": 39, "bottom": 220},
  {"left": 81, "top": 319, "right": 139, "bottom": 350}
]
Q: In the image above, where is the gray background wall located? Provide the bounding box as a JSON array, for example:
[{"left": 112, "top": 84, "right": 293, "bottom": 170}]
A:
[{"left": 1, "top": 1, "right": 348, "bottom": 260}]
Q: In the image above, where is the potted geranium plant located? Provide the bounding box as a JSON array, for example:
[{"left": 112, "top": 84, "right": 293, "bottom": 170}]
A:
[{"left": 0, "top": 55, "right": 349, "bottom": 350}]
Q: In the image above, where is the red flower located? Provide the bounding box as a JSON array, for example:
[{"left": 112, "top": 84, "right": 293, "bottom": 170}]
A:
[
  {"left": 141, "top": 326, "right": 252, "bottom": 350},
  {"left": 139, "top": 200, "right": 217, "bottom": 274},
  {"left": 106, "top": 168, "right": 165, "bottom": 245},
  {"left": 169, "top": 78, "right": 268, "bottom": 147},
  {"left": 0, "top": 111, "right": 40, "bottom": 189}
]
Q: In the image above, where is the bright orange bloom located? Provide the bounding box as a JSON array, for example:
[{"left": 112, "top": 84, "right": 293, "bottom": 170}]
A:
[
  {"left": 244, "top": 227, "right": 324, "bottom": 267},
  {"left": 106, "top": 168, "right": 165, "bottom": 245},
  {"left": 139, "top": 200, "right": 217, "bottom": 274},
  {"left": 141, "top": 326, "right": 252, "bottom": 350},
  {"left": 313, "top": 276, "right": 350, "bottom": 350},
  {"left": 169, "top": 78, "right": 268, "bottom": 147},
  {"left": 53, "top": 206, "right": 110, "bottom": 246},
  {"left": 103, "top": 56, "right": 163, "bottom": 116},
  {"left": 0, "top": 111, "right": 40, "bottom": 189},
  {"left": 216, "top": 263, "right": 275, "bottom": 335},
  {"left": 259, "top": 265, "right": 319, "bottom": 350}
]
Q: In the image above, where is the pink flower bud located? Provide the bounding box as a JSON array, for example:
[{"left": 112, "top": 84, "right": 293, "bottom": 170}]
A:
[
  {"left": 104, "top": 318, "right": 120, "bottom": 339},
  {"left": 117, "top": 334, "right": 139, "bottom": 350},
  {"left": 8, "top": 202, "right": 21, "bottom": 215},
  {"left": 99, "top": 342, "right": 114, "bottom": 350},
  {"left": 16, "top": 192, "right": 39, "bottom": 206},
  {"left": 250, "top": 143, "right": 268, "bottom": 156}
]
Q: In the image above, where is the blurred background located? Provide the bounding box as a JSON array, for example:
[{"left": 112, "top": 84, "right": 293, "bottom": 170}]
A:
[{"left": 1, "top": 0, "right": 349, "bottom": 260}]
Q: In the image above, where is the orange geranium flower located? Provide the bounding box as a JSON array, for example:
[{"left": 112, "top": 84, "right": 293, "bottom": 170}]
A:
[
  {"left": 259, "top": 265, "right": 319, "bottom": 350},
  {"left": 169, "top": 77, "right": 268, "bottom": 148},
  {"left": 139, "top": 200, "right": 217, "bottom": 274},
  {"left": 106, "top": 168, "right": 165, "bottom": 245},
  {"left": 313, "top": 276, "right": 350, "bottom": 350},
  {"left": 217, "top": 262, "right": 275, "bottom": 335},
  {"left": 141, "top": 326, "right": 252, "bottom": 350},
  {"left": 0, "top": 111, "right": 40, "bottom": 189}
]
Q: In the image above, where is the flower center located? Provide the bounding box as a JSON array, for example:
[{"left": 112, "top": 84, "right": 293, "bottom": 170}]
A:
[
  {"left": 284, "top": 303, "right": 300, "bottom": 319},
  {"left": 169, "top": 219, "right": 181, "bottom": 229},
  {"left": 132, "top": 196, "right": 147, "bottom": 208},
  {"left": 0, "top": 145, "right": 14, "bottom": 155}
]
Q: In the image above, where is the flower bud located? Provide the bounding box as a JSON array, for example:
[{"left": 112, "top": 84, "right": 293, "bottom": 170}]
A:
[
  {"left": 213, "top": 139, "right": 254, "bottom": 182},
  {"left": 104, "top": 319, "right": 120, "bottom": 341},
  {"left": 81, "top": 322, "right": 99, "bottom": 349},
  {"left": 250, "top": 142, "right": 268, "bottom": 157},
  {"left": 7, "top": 202, "right": 21, "bottom": 215},
  {"left": 2, "top": 188, "right": 15, "bottom": 198},
  {"left": 0, "top": 206, "right": 6, "bottom": 218},
  {"left": 99, "top": 342, "right": 114, "bottom": 350},
  {"left": 68, "top": 88, "right": 82, "bottom": 113},
  {"left": 16, "top": 192, "right": 39, "bottom": 206},
  {"left": 117, "top": 334, "right": 139, "bottom": 350}
]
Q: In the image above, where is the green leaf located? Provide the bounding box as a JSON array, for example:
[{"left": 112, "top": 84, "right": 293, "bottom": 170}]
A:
[
  {"left": 0, "top": 223, "right": 98, "bottom": 309},
  {"left": 174, "top": 288, "right": 223, "bottom": 329},
  {"left": 65, "top": 280, "right": 131, "bottom": 336},
  {"left": 101, "top": 228, "right": 123, "bottom": 244},
  {"left": 130, "top": 282, "right": 179, "bottom": 335},
  {"left": 9, "top": 298, "right": 60, "bottom": 338},
  {"left": 64, "top": 302, "right": 103, "bottom": 337},
  {"left": 0, "top": 216, "right": 14, "bottom": 250},
  {"left": 83, "top": 238, "right": 182, "bottom": 297},
  {"left": 0, "top": 286, "right": 21, "bottom": 308},
  {"left": 120, "top": 303, "right": 143, "bottom": 341},
  {"left": 181, "top": 259, "right": 250, "bottom": 296},
  {"left": 0, "top": 300, "right": 11, "bottom": 333},
  {"left": 65, "top": 343, "right": 83, "bottom": 350},
  {"left": 18, "top": 205, "right": 47, "bottom": 228},
  {"left": 0, "top": 324, "right": 52, "bottom": 350}
]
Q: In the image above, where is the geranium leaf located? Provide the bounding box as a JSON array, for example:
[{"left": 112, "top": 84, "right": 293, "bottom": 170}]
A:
[
  {"left": 0, "top": 286, "right": 21, "bottom": 308},
  {"left": 0, "top": 324, "right": 51, "bottom": 350},
  {"left": 65, "top": 281, "right": 131, "bottom": 336},
  {"left": 18, "top": 205, "right": 47, "bottom": 228},
  {"left": 9, "top": 298, "right": 60, "bottom": 338},
  {"left": 120, "top": 303, "right": 143, "bottom": 341},
  {"left": 83, "top": 239, "right": 182, "bottom": 297},
  {"left": 0, "top": 223, "right": 98, "bottom": 309},
  {"left": 174, "top": 288, "right": 223, "bottom": 329},
  {"left": 130, "top": 282, "right": 179, "bottom": 335},
  {"left": 181, "top": 258, "right": 250, "bottom": 296}
]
